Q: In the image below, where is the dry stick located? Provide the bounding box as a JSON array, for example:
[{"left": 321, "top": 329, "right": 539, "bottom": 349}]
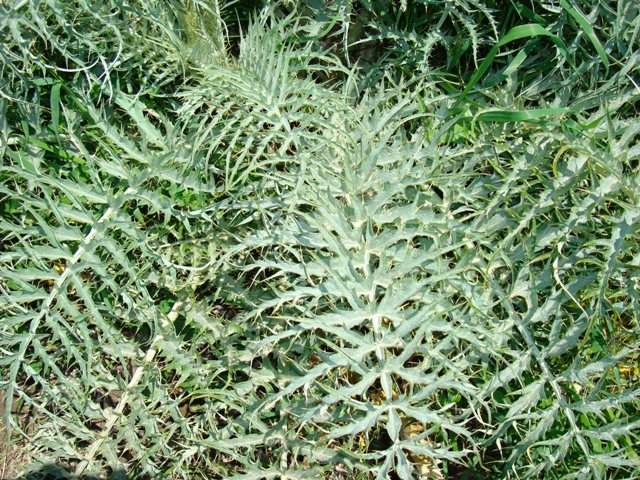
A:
[{"left": 75, "top": 300, "right": 183, "bottom": 476}]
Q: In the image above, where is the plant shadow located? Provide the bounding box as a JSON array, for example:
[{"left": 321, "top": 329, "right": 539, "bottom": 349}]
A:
[{"left": 4, "top": 464, "right": 127, "bottom": 480}]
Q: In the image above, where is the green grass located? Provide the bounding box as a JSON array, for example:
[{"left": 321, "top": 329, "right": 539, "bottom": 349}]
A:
[{"left": 1, "top": 1, "right": 639, "bottom": 479}]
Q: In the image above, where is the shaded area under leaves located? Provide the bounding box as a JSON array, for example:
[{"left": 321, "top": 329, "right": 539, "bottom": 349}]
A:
[{"left": 5, "top": 465, "right": 126, "bottom": 480}]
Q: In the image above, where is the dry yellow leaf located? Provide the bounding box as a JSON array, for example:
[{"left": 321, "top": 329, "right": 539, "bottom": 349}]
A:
[{"left": 400, "top": 421, "right": 444, "bottom": 480}]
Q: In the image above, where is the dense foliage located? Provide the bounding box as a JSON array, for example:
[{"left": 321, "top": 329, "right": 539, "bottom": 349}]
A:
[{"left": 1, "top": 0, "right": 639, "bottom": 478}]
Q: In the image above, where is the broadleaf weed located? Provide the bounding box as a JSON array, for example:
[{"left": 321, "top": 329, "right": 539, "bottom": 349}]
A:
[{"left": 0, "top": 1, "right": 638, "bottom": 479}]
